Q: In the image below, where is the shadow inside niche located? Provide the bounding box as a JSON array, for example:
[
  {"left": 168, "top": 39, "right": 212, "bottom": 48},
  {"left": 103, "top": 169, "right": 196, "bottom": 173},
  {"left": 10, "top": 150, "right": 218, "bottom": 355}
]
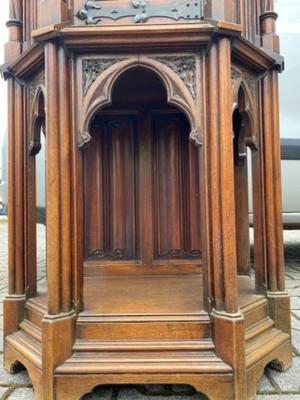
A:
[
  {"left": 81, "top": 384, "right": 209, "bottom": 399},
  {"left": 10, "top": 360, "right": 27, "bottom": 374}
]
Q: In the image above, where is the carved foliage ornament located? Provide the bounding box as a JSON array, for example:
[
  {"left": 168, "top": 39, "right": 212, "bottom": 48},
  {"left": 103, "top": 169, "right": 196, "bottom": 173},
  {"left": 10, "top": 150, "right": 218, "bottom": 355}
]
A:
[
  {"left": 77, "top": 0, "right": 204, "bottom": 25},
  {"left": 155, "top": 56, "right": 197, "bottom": 99},
  {"left": 82, "top": 58, "right": 125, "bottom": 96}
]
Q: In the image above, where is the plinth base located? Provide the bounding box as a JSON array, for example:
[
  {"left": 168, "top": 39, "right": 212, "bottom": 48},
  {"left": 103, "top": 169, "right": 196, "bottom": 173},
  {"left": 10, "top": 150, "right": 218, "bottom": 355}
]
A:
[{"left": 4, "top": 275, "right": 292, "bottom": 400}]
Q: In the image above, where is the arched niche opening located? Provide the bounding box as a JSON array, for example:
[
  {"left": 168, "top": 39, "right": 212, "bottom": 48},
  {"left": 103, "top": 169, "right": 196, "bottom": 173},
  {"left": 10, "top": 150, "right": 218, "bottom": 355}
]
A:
[
  {"left": 233, "top": 86, "right": 256, "bottom": 278},
  {"left": 27, "top": 88, "right": 47, "bottom": 297},
  {"left": 83, "top": 66, "right": 203, "bottom": 275}
]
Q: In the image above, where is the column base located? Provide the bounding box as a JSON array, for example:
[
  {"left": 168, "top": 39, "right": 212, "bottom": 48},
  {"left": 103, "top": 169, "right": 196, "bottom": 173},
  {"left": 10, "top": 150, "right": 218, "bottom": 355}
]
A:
[
  {"left": 42, "top": 311, "right": 76, "bottom": 400},
  {"left": 211, "top": 309, "right": 247, "bottom": 400},
  {"left": 267, "top": 291, "right": 291, "bottom": 334},
  {"left": 3, "top": 295, "right": 26, "bottom": 337}
]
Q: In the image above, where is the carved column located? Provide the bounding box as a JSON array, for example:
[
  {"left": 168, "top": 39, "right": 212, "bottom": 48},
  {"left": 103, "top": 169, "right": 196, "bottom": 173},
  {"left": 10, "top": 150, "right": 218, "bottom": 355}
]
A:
[
  {"left": 3, "top": 78, "right": 26, "bottom": 338},
  {"left": 5, "top": 0, "right": 23, "bottom": 63},
  {"left": 43, "top": 41, "right": 75, "bottom": 399},
  {"left": 207, "top": 37, "right": 246, "bottom": 399},
  {"left": 208, "top": 38, "right": 239, "bottom": 315},
  {"left": 260, "top": 0, "right": 279, "bottom": 52},
  {"left": 262, "top": 70, "right": 291, "bottom": 334},
  {"left": 234, "top": 142, "right": 250, "bottom": 276}
]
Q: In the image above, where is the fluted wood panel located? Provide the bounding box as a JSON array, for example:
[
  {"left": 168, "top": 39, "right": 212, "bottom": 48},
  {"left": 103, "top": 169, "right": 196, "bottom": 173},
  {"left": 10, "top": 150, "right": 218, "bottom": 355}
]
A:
[
  {"left": 84, "top": 111, "right": 201, "bottom": 265},
  {"left": 153, "top": 113, "right": 201, "bottom": 260},
  {"left": 84, "top": 116, "right": 138, "bottom": 260}
]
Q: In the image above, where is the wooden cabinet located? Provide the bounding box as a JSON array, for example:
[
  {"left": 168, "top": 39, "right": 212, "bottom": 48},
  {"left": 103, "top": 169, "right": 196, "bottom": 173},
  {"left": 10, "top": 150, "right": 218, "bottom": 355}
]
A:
[{"left": 2, "top": 0, "right": 292, "bottom": 399}]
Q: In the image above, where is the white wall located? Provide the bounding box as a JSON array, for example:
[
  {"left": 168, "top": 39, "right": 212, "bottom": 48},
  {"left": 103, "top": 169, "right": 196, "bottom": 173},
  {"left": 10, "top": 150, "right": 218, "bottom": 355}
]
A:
[
  {"left": 275, "top": 0, "right": 300, "bottom": 139},
  {"left": 0, "top": 1, "right": 8, "bottom": 204}
]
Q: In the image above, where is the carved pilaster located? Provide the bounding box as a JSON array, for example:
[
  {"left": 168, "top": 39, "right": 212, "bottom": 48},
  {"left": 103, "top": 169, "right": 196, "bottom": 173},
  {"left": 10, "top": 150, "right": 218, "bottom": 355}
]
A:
[
  {"left": 208, "top": 38, "right": 238, "bottom": 314},
  {"left": 45, "top": 42, "right": 73, "bottom": 315}
]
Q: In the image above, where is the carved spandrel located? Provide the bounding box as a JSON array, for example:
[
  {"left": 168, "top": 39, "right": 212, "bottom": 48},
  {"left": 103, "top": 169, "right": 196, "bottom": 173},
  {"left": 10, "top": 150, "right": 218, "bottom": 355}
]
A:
[
  {"left": 77, "top": 0, "right": 204, "bottom": 25},
  {"left": 29, "top": 76, "right": 45, "bottom": 103},
  {"left": 82, "top": 58, "right": 125, "bottom": 96},
  {"left": 231, "top": 69, "right": 257, "bottom": 100},
  {"left": 231, "top": 69, "right": 241, "bottom": 90},
  {"left": 245, "top": 77, "right": 256, "bottom": 98},
  {"left": 155, "top": 56, "right": 197, "bottom": 99}
]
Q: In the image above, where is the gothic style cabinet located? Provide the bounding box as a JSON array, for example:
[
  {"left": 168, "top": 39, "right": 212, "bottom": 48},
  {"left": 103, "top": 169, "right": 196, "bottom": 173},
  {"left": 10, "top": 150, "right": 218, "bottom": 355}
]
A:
[{"left": 1, "top": 0, "right": 292, "bottom": 399}]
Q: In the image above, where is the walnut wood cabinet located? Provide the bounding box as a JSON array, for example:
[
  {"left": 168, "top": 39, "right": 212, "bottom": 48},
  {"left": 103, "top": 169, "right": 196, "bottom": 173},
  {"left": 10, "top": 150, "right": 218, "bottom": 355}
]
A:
[{"left": 1, "top": 0, "right": 292, "bottom": 399}]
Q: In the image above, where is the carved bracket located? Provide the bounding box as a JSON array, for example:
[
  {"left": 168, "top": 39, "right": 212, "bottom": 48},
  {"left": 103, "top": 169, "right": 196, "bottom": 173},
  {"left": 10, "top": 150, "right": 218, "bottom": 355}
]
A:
[{"left": 76, "top": 0, "right": 204, "bottom": 25}]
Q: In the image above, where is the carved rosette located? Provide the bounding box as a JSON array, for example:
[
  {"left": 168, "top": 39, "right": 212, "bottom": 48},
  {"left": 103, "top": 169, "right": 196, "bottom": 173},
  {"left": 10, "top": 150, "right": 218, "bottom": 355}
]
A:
[
  {"left": 82, "top": 58, "right": 125, "bottom": 96},
  {"left": 155, "top": 56, "right": 197, "bottom": 99}
]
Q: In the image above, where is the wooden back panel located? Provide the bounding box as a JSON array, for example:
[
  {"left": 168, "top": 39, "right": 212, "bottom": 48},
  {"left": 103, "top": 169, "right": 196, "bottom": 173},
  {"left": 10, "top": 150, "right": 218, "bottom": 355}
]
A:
[{"left": 83, "top": 111, "right": 202, "bottom": 271}]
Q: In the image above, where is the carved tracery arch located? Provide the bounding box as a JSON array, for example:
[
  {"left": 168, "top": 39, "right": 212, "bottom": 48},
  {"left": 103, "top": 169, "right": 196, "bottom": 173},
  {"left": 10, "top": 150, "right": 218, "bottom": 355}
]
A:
[
  {"left": 78, "top": 56, "right": 201, "bottom": 148},
  {"left": 29, "top": 87, "right": 46, "bottom": 156}
]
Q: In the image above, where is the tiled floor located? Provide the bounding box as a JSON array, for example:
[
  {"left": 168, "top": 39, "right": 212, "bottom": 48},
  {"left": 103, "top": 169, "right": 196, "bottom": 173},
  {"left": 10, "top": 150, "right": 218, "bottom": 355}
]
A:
[{"left": 0, "top": 222, "right": 299, "bottom": 399}]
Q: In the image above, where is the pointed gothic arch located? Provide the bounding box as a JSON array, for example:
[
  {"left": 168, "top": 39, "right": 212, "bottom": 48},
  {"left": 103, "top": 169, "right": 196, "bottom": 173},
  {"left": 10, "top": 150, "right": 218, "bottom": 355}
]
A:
[{"left": 78, "top": 57, "right": 202, "bottom": 148}]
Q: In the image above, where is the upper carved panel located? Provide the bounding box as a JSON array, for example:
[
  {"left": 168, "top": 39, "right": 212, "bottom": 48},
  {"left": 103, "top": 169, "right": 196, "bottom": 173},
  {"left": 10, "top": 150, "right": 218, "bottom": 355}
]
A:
[{"left": 76, "top": 0, "right": 205, "bottom": 24}]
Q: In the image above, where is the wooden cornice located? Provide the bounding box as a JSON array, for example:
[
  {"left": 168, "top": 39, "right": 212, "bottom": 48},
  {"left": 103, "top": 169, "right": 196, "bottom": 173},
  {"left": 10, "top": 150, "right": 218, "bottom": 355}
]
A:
[
  {"left": 1, "top": 20, "right": 283, "bottom": 80},
  {"left": 232, "top": 36, "right": 284, "bottom": 73},
  {"left": 1, "top": 43, "right": 44, "bottom": 81},
  {"left": 33, "top": 22, "right": 218, "bottom": 49}
]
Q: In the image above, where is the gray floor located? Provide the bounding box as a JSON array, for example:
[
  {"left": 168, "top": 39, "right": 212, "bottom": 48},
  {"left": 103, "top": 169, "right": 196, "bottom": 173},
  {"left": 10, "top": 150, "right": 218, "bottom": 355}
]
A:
[{"left": 0, "top": 222, "right": 299, "bottom": 399}]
